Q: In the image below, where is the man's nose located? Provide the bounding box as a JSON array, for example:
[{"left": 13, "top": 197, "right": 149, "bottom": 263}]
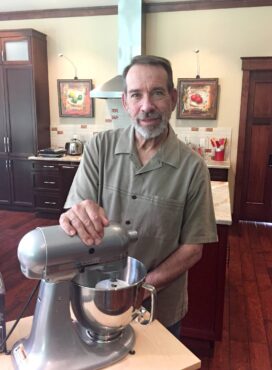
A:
[{"left": 141, "top": 95, "right": 155, "bottom": 112}]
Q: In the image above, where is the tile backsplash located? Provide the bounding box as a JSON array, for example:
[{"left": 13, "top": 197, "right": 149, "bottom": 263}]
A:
[
  {"left": 174, "top": 126, "right": 232, "bottom": 161},
  {"left": 50, "top": 122, "right": 111, "bottom": 148},
  {"left": 50, "top": 120, "right": 231, "bottom": 162}
]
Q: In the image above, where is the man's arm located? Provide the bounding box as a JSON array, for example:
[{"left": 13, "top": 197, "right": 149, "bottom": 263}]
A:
[{"left": 145, "top": 243, "right": 203, "bottom": 292}]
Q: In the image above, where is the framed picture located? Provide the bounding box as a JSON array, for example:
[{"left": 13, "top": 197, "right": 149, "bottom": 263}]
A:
[
  {"left": 176, "top": 78, "right": 219, "bottom": 119},
  {"left": 57, "top": 79, "right": 94, "bottom": 117}
]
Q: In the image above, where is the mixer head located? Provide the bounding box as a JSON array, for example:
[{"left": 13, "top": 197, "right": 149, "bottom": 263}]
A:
[{"left": 17, "top": 223, "right": 138, "bottom": 283}]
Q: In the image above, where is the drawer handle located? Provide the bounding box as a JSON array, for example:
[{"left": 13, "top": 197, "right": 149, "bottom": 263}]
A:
[
  {"left": 42, "top": 165, "right": 55, "bottom": 168},
  {"left": 43, "top": 181, "right": 56, "bottom": 185},
  {"left": 44, "top": 201, "right": 57, "bottom": 205},
  {"left": 61, "top": 165, "right": 77, "bottom": 169}
]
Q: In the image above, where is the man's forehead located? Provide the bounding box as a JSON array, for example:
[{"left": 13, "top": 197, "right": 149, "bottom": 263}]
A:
[{"left": 126, "top": 64, "right": 168, "bottom": 87}]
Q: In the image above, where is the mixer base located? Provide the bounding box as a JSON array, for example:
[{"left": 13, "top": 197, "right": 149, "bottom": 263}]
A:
[
  {"left": 12, "top": 324, "right": 135, "bottom": 370},
  {"left": 11, "top": 281, "right": 135, "bottom": 370}
]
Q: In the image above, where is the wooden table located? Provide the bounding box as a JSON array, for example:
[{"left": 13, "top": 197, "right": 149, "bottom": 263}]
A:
[{"left": 1, "top": 317, "right": 200, "bottom": 370}]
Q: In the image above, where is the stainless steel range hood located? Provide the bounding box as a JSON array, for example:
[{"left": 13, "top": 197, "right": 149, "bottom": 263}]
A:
[{"left": 91, "top": 0, "right": 145, "bottom": 99}]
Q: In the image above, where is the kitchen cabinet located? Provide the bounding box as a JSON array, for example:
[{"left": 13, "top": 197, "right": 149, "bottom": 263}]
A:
[
  {"left": 181, "top": 224, "right": 229, "bottom": 357},
  {"left": 32, "top": 160, "right": 79, "bottom": 215},
  {"left": 0, "top": 158, "right": 33, "bottom": 207},
  {"left": 208, "top": 167, "right": 228, "bottom": 181},
  {"left": 0, "top": 29, "right": 50, "bottom": 210}
]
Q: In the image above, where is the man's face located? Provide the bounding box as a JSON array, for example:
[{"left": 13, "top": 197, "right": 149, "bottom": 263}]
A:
[{"left": 122, "top": 64, "right": 177, "bottom": 139}]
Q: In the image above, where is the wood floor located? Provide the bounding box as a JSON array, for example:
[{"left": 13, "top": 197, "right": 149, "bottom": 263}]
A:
[{"left": 1, "top": 210, "right": 272, "bottom": 369}]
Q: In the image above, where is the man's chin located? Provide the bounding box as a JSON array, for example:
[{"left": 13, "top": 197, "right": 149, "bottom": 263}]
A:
[{"left": 132, "top": 120, "right": 167, "bottom": 139}]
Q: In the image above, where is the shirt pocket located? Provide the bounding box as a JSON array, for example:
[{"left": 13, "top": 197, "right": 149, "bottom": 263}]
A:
[{"left": 137, "top": 195, "right": 185, "bottom": 242}]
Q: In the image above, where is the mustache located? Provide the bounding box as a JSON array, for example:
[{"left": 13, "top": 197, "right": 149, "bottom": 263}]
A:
[{"left": 136, "top": 111, "right": 162, "bottom": 120}]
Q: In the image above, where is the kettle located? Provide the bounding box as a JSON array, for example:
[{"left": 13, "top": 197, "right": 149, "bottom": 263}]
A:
[{"left": 65, "top": 137, "right": 83, "bottom": 156}]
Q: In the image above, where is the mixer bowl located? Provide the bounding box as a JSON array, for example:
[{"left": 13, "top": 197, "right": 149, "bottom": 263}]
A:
[{"left": 71, "top": 256, "right": 148, "bottom": 341}]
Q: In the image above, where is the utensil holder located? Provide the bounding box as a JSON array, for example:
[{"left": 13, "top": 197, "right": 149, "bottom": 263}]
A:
[{"left": 214, "top": 149, "right": 225, "bottom": 161}]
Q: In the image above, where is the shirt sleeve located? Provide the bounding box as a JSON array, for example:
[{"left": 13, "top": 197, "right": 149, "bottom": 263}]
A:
[
  {"left": 64, "top": 136, "right": 100, "bottom": 209},
  {"left": 179, "top": 161, "right": 218, "bottom": 245}
]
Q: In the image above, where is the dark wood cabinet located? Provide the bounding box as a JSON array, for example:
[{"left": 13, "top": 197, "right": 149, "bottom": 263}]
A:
[
  {"left": 0, "top": 29, "right": 50, "bottom": 210},
  {"left": 0, "top": 158, "right": 33, "bottom": 208},
  {"left": 32, "top": 160, "right": 79, "bottom": 215},
  {"left": 181, "top": 224, "right": 229, "bottom": 356},
  {"left": 208, "top": 167, "right": 228, "bottom": 181}
]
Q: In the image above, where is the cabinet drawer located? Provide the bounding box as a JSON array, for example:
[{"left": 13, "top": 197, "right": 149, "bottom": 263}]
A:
[
  {"left": 34, "top": 193, "right": 61, "bottom": 210},
  {"left": 33, "top": 173, "right": 60, "bottom": 190},
  {"left": 32, "top": 162, "right": 59, "bottom": 171},
  {"left": 208, "top": 168, "right": 228, "bottom": 181}
]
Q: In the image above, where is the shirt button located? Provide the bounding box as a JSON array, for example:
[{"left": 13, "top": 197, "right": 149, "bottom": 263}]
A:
[
  {"left": 125, "top": 220, "right": 131, "bottom": 225},
  {"left": 131, "top": 195, "right": 137, "bottom": 200}
]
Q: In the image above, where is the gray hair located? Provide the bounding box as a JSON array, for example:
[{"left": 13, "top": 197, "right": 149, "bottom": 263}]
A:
[{"left": 122, "top": 55, "right": 174, "bottom": 93}]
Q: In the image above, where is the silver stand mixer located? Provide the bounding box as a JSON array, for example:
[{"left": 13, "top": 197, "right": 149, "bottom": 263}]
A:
[{"left": 11, "top": 223, "right": 156, "bottom": 370}]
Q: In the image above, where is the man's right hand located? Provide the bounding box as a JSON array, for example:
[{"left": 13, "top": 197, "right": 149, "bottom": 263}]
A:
[{"left": 59, "top": 199, "right": 109, "bottom": 246}]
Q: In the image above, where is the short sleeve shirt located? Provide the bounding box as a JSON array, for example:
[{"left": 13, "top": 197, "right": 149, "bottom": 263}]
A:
[{"left": 65, "top": 125, "right": 218, "bottom": 327}]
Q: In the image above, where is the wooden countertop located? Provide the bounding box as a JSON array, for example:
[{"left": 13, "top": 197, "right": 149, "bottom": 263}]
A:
[{"left": 1, "top": 317, "right": 200, "bottom": 370}]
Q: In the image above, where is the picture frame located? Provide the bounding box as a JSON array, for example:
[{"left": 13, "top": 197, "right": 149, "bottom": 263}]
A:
[
  {"left": 57, "top": 79, "right": 94, "bottom": 118},
  {"left": 176, "top": 78, "right": 219, "bottom": 119}
]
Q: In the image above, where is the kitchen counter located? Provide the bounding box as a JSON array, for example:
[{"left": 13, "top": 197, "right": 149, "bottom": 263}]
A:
[
  {"left": 28, "top": 157, "right": 232, "bottom": 225},
  {"left": 211, "top": 181, "right": 232, "bottom": 225},
  {"left": 1, "top": 317, "right": 200, "bottom": 370},
  {"left": 28, "top": 156, "right": 230, "bottom": 169},
  {"left": 205, "top": 158, "right": 230, "bottom": 169},
  {"left": 28, "top": 154, "right": 81, "bottom": 162}
]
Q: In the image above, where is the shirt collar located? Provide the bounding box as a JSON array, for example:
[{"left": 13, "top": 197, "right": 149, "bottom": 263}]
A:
[{"left": 114, "top": 124, "right": 181, "bottom": 168}]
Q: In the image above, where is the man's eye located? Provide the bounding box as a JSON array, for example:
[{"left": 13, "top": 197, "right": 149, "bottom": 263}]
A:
[
  {"left": 152, "top": 90, "right": 165, "bottom": 98},
  {"left": 130, "top": 93, "right": 141, "bottom": 99}
]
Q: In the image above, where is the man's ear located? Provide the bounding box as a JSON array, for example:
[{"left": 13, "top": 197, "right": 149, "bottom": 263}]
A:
[
  {"left": 122, "top": 92, "right": 128, "bottom": 111},
  {"left": 171, "top": 88, "right": 178, "bottom": 112}
]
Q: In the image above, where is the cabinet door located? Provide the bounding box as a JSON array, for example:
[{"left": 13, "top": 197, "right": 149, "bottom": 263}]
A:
[
  {"left": 181, "top": 225, "right": 228, "bottom": 344},
  {"left": 4, "top": 66, "right": 35, "bottom": 156},
  {"left": 0, "top": 68, "right": 7, "bottom": 155},
  {"left": 11, "top": 159, "right": 33, "bottom": 207},
  {"left": 0, "top": 158, "right": 11, "bottom": 205},
  {"left": 0, "top": 37, "right": 30, "bottom": 64},
  {"left": 59, "top": 164, "right": 79, "bottom": 207}
]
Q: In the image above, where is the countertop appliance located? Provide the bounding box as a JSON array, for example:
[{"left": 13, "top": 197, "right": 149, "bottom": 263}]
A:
[
  {"left": 65, "top": 137, "right": 83, "bottom": 156},
  {"left": 11, "top": 223, "right": 156, "bottom": 370}
]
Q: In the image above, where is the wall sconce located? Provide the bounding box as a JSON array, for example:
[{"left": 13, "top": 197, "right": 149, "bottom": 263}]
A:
[
  {"left": 194, "top": 49, "right": 200, "bottom": 79},
  {"left": 58, "top": 53, "right": 78, "bottom": 80}
]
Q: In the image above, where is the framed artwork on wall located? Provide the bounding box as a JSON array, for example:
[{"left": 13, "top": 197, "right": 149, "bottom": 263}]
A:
[
  {"left": 176, "top": 78, "right": 219, "bottom": 119},
  {"left": 57, "top": 79, "right": 94, "bottom": 118}
]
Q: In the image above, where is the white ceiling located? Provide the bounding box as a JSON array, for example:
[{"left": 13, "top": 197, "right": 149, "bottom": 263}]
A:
[{"left": 0, "top": 0, "right": 186, "bottom": 13}]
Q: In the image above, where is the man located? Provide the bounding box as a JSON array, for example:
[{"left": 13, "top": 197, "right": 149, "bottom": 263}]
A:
[{"left": 60, "top": 55, "right": 218, "bottom": 338}]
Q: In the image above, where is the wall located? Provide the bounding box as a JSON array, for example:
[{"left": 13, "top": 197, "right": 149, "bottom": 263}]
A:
[{"left": 1, "top": 5, "right": 272, "bottom": 206}]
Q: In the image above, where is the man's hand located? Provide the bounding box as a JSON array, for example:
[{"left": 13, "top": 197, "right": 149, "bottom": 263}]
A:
[{"left": 59, "top": 199, "right": 109, "bottom": 245}]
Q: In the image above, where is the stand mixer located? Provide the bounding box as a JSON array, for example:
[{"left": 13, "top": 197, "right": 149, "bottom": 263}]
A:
[{"left": 11, "top": 223, "right": 156, "bottom": 370}]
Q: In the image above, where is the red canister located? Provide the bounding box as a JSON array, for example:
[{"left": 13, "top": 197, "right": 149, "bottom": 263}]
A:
[{"left": 214, "top": 149, "right": 225, "bottom": 161}]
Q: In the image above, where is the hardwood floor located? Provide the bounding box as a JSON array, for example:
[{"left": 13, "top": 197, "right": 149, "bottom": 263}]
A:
[{"left": 1, "top": 210, "right": 272, "bottom": 369}]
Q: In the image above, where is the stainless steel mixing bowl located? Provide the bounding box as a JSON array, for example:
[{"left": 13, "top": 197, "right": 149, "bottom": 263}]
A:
[{"left": 71, "top": 256, "right": 156, "bottom": 342}]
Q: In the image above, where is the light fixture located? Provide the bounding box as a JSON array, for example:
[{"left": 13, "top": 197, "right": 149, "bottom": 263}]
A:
[
  {"left": 58, "top": 53, "right": 78, "bottom": 80},
  {"left": 194, "top": 49, "right": 200, "bottom": 79}
]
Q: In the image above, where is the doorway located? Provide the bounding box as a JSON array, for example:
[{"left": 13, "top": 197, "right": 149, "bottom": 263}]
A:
[{"left": 234, "top": 57, "right": 272, "bottom": 222}]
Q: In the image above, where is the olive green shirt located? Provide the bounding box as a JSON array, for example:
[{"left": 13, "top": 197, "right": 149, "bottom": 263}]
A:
[{"left": 65, "top": 125, "right": 218, "bottom": 327}]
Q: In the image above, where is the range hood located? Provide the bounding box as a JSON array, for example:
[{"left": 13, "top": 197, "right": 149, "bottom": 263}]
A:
[{"left": 90, "top": 0, "right": 145, "bottom": 99}]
